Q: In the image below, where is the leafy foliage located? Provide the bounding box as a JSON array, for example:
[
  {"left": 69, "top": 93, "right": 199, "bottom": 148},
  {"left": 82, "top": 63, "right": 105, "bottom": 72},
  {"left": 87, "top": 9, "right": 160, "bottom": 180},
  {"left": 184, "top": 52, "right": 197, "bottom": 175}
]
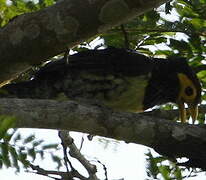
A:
[
  {"left": 101, "top": 0, "right": 206, "bottom": 61},
  {"left": 0, "top": 130, "right": 60, "bottom": 172},
  {"left": 0, "top": 115, "right": 16, "bottom": 139},
  {"left": 146, "top": 150, "right": 184, "bottom": 180},
  {"left": 145, "top": 150, "right": 203, "bottom": 180},
  {"left": 0, "top": 0, "right": 56, "bottom": 26}
]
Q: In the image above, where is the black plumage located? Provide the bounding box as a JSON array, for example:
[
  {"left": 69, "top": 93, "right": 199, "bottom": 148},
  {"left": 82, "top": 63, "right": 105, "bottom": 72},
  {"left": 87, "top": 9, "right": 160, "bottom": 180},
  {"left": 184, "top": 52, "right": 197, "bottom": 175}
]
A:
[{"left": 0, "top": 47, "right": 201, "bottom": 122}]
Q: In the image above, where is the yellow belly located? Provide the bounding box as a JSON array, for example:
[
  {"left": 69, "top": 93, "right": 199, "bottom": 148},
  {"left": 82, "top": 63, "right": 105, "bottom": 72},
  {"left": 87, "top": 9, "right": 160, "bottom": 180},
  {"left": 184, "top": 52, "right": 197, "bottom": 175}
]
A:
[{"left": 103, "top": 76, "right": 149, "bottom": 112}]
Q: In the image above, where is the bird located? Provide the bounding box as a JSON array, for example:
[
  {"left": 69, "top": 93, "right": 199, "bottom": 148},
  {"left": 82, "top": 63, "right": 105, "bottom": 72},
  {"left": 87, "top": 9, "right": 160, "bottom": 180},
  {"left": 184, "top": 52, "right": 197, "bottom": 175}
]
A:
[{"left": 0, "top": 47, "right": 201, "bottom": 123}]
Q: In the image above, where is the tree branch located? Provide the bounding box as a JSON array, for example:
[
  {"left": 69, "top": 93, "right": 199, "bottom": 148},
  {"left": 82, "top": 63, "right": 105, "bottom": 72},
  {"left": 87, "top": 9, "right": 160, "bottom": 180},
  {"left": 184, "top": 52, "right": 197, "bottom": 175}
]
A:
[
  {"left": 0, "top": 0, "right": 168, "bottom": 84},
  {"left": 30, "top": 163, "right": 82, "bottom": 180},
  {"left": 0, "top": 98, "right": 206, "bottom": 169},
  {"left": 59, "top": 131, "right": 98, "bottom": 179}
]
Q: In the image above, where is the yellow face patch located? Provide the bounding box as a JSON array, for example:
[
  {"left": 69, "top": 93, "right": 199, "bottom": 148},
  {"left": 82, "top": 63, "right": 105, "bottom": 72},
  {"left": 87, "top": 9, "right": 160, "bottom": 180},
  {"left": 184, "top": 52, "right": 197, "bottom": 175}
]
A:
[
  {"left": 177, "top": 73, "right": 199, "bottom": 123},
  {"left": 177, "top": 73, "right": 197, "bottom": 103}
]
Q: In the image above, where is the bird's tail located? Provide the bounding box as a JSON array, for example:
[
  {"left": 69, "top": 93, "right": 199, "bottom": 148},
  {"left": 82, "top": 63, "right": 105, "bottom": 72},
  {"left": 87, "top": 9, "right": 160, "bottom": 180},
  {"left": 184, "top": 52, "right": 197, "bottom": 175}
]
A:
[{"left": 0, "top": 80, "right": 53, "bottom": 99}]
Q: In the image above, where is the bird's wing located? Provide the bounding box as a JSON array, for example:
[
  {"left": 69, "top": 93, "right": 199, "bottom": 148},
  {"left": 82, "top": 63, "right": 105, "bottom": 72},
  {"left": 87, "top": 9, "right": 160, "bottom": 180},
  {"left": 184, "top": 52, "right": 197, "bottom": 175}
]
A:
[{"left": 1, "top": 48, "right": 154, "bottom": 112}]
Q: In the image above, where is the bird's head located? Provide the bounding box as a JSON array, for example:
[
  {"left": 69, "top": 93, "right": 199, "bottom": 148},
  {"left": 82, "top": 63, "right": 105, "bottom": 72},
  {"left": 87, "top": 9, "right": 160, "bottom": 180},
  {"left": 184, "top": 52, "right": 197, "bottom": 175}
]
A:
[
  {"left": 144, "top": 57, "right": 201, "bottom": 123},
  {"left": 174, "top": 59, "right": 201, "bottom": 123}
]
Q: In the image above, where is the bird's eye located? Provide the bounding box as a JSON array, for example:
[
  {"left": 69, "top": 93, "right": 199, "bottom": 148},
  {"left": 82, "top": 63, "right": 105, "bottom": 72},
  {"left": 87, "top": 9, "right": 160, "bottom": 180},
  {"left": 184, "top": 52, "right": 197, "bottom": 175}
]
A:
[{"left": 185, "top": 86, "right": 193, "bottom": 96}]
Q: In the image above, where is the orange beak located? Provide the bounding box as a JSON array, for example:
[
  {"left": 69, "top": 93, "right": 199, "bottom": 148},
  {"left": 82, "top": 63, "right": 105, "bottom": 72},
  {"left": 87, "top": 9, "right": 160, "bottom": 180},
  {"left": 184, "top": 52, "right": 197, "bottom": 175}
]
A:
[
  {"left": 178, "top": 101, "right": 198, "bottom": 123},
  {"left": 188, "top": 103, "right": 198, "bottom": 123}
]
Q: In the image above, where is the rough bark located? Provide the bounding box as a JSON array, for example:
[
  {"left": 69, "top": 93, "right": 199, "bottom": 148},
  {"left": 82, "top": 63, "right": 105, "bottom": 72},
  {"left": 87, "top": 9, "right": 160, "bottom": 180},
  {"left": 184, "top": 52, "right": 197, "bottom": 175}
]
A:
[
  {"left": 0, "top": 98, "right": 206, "bottom": 169},
  {"left": 0, "top": 0, "right": 168, "bottom": 84}
]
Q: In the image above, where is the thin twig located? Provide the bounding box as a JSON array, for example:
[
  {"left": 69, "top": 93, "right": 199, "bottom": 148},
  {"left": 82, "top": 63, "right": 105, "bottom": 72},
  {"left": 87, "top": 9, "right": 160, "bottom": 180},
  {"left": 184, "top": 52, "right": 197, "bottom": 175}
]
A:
[
  {"left": 59, "top": 131, "right": 99, "bottom": 180},
  {"left": 29, "top": 163, "right": 68, "bottom": 180},
  {"left": 79, "top": 135, "right": 84, "bottom": 151},
  {"left": 120, "top": 24, "right": 130, "bottom": 49},
  {"left": 58, "top": 131, "right": 76, "bottom": 173},
  {"left": 64, "top": 48, "right": 70, "bottom": 64},
  {"left": 96, "top": 160, "right": 108, "bottom": 180}
]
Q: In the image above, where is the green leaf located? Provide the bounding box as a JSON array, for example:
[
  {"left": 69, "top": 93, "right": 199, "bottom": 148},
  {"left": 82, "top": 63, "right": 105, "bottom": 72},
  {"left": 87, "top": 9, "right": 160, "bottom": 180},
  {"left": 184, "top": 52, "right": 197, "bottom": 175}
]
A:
[
  {"left": 18, "top": 152, "right": 29, "bottom": 168},
  {"left": 188, "top": 33, "right": 202, "bottom": 54},
  {"left": 23, "top": 135, "right": 35, "bottom": 144},
  {"left": 145, "top": 150, "right": 165, "bottom": 179},
  {"left": 32, "top": 140, "right": 44, "bottom": 147},
  {"left": 0, "top": 115, "right": 16, "bottom": 139},
  {"left": 39, "top": 0, "right": 55, "bottom": 8},
  {"left": 143, "top": 10, "right": 160, "bottom": 26},
  {"left": 3, "top": 132, "right": 13, "bottom": 142},
  {"left": 51, "top": 154, "right": 62, "bottom": 169},
  {"left": 165, "top": 2, "right": 173, "bottom": 14},
  {"left": 28, "top": 148, "right": 36, "bottom": 162},
  {"left": 142, "top": 37, "right": 167, "bottom": 46},
  {"left": 101, "top": 33, "right": 126, "bottom": 48},
  {"left": 42, "top": 144, "right": 59, "bottom": 150},
  {"left": 154, "top": 50, "right": 174, "bottom": 57},
  {"left": 0, "top": 143, "right": 11, "bottom": 168},
  {"left": 173, "top": 166, "right": 183, "bottom": 180},
  {"left": 0, "top": 159, "right": 2, "bottom": 168},
  {"left": 169, "top": 39, "right": 192, "bottom": 53},
  {"left": 190, "top": 18, "right": 206, "bottom": 29},
  {"left": 36, "top": 150, "right": 44, "bottom": 160},
  {"left": 175, "top": 2, "right": 199, "bottom": 18},
  {"left": 135, "top": 47, "right": 153, "bottom": 56},
  {"left": 13, "top": 133, "right": 22, "bottom": 143},
  {"left": 9, "top": 146, "right": 19, "bottom": 171},
  {"left": 158, "top": 165, "right": 170, "bottom": 180}
]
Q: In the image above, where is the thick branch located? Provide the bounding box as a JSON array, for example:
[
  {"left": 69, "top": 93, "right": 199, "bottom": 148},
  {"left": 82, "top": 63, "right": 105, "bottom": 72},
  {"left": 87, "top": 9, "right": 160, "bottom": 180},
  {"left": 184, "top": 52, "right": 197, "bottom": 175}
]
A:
[
  {"left": 0, "top": 98, "right": 206, "bottom": 169},
  {"left": 0, "top": 0, "right": 168, "bottom": 84}
]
